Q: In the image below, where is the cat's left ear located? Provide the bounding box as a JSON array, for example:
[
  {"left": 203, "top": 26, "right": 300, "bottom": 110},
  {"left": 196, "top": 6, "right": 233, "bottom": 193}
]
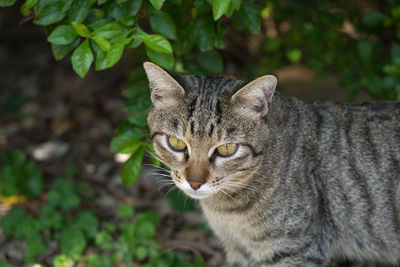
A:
[
  {"left": 143, "top": 61, "right": 185, "bottom": 107},
  {"left": 231, "top": 75, "right": 277, "bottom": 118}
]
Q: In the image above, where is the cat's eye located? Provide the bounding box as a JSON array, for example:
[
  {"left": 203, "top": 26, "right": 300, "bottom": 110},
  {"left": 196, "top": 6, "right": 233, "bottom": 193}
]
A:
[
  {"left": 166, "top": 136, "right": 187, "bottom": 151},
  {"left": 216, "top": 143, "right": 238, "bottom": 157}
]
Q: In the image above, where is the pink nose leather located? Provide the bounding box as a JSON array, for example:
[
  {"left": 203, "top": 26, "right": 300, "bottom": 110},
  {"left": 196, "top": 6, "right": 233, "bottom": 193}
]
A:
[{"left": 188, "top": 179, "right": 205, "bottom": 190}]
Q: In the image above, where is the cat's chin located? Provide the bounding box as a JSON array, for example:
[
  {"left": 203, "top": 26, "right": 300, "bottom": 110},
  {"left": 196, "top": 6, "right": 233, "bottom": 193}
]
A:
[{"left": 183, "top": 190, "right": 214, "bottom": 199}]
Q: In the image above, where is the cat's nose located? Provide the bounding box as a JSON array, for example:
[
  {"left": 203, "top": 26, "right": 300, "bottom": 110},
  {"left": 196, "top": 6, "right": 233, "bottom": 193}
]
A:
[{"left": 188, "top": 178, "right": 205, "bottom": 190}]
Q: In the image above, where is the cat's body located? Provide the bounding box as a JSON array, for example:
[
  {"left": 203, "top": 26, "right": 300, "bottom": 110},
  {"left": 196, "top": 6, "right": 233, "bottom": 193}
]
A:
[{"left": 144, "top": 62, "right": 400, "bottom": 266}]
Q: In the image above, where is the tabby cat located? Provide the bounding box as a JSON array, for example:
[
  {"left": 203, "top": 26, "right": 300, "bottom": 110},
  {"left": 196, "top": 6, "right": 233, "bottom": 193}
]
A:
[{"left": 144, "top": 61, "right": 400, "bottom": 266}]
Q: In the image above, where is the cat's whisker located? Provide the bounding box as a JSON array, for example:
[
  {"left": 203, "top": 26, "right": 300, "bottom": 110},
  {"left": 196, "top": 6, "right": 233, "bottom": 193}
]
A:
[
  {"left": 144, "top": 163, "right": 170, "bottom": 172},
  {"left": 163, "top": 185, "right": 178, "bottom": 198},
  {"left": 146, "top": 172, "right": 172, "bottom": 178},
  {"left": 145, "top": 149, "right": 169, "bottom": 166},
  {"left": 153, "top": 179, "right": 175, "bottom": 192},
  {"left": 215, "top": 178, "right": 264, "bottom": 197}
]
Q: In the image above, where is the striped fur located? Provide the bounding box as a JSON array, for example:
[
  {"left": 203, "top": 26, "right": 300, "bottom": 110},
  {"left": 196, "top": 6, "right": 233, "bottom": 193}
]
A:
[{"left": 145, "top": 62, "right": 400, "bottom": 266}]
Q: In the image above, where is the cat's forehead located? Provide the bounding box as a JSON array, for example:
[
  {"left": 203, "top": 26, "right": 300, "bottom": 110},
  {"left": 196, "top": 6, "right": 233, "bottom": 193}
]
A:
[{"left": 181, "top": 74, "right": 245, "bottom": 98}]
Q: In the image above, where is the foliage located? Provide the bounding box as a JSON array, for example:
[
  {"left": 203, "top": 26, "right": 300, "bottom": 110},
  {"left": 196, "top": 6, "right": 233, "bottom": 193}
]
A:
[
  {"left": 0, "top": 151, "right": 204, "bottom": 266},
  {"left": 86, "top": 206, "right": 204, "bottom": 267},
  {"left": 257, "top": 0, "right": 400, "bottom": 102},
  {"left": 0, "top": 166, "right": 98, "bottom": 263},
  {"left": 2, "top": 1, "right": 400, "bottom": 189},
  {"left": 0, "top": 150, "right": 43, "bottom": 198},
  {"left": 0, "top": 0, "right": 249, "bottom": 77}
]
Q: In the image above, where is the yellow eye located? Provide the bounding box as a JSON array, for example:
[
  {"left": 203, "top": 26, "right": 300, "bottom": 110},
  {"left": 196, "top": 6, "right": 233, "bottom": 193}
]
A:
[
  {"left": 167, "top": 136, "right": 187, "bottom": 151},
  {"left": 216, "top": 143, "right": 238, "bottom": 157}
]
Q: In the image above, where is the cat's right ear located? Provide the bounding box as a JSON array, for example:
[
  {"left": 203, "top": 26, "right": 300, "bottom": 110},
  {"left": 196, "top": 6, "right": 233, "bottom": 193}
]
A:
[{"left": 143, "top": 62, "right": 185, "bottom": 107}]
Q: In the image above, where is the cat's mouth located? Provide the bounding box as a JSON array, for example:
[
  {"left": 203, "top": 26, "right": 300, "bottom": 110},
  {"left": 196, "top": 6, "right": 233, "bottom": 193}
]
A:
[{"left": 177, "top": 181, "right": 216, "bottom": 199}]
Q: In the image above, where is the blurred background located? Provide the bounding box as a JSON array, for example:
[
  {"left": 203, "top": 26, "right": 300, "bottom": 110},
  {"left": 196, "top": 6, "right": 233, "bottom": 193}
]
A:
[{"left": 0, "top": 0, "right": 398, "bottom": 266}]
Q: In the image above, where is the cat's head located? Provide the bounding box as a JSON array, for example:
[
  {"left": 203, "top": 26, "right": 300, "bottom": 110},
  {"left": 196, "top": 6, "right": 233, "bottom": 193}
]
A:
[{"left": 144, "top": 62, "right": 277, "bottom": 199}]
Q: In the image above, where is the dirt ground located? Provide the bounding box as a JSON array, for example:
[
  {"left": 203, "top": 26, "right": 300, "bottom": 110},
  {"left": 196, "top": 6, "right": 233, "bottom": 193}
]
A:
[{"left": 0, "top": 5, "right": 385, "bottom": 267}]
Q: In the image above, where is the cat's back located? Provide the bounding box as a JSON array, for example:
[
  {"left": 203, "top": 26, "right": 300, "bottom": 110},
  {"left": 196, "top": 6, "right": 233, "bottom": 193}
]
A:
[
  {"left": 301, "top": 99, "right": 400, "bottom": 262},
  {"left": 307, "top": 99, "right": 400, "bottom": 150}
]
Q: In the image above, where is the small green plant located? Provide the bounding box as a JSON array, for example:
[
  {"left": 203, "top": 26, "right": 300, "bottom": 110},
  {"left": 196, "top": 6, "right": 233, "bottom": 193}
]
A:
[
  {"left": 85, "top": 204, "right": 204, "bottom": 267},
  {"left": 0, "top": 151, "right": 204, "bottom": 266},
  {"left": 0, "top": 150, "right": 43, "bottom": 198},
  {"left": 0, "top": 175, "right": 99, "bottom": 263}
]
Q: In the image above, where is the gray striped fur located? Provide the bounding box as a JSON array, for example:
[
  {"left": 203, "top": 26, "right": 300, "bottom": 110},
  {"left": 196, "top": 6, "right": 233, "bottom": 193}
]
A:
[{"left": 144, "top": 62, "right": 400, "bottom": 266}]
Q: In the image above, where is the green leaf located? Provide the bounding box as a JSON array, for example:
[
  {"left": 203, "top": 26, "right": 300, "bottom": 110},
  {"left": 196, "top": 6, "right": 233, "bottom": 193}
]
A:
[
  {"left": 71, "top": 22, "right": 91, "bottom": 37},
  {"left": 47, "top": 178, "right": 81, "bottom": 211},
  {"left": 0, "top": 207, "right": 29, "bottom": 239},
  {"left": 286, "top": 48, "right": 302, "bottom": 63},
  {"left": 39, "top": 205, "right": 63, "bottom": 230},
  {"left": 53, "top": 255, "right": 74, "bottom": 267},
  {"left": 362, "top": 11, "right": 386, "bottom": 27},
  {"left": 94, "top": 231, "right": 114, "bottom": 251},
  {"left": 34, "top": 2, "right": 66, "bottom": 25},
  {"left": 212, "top": 0, "right": 231, "bottom": 21},
  {"left": 91, "top": 8, "right": 105, "bottom": 18},
  {"left": 215, "top": 21, "right": 227, "bottom": 48},
  {"left": 0, "top": 167, "right": 19, "bottom": 196},
  {"left": 52, "top": 38, "right": 80, "bottom": 61},
  {"left": 135, "top": 246, "right": 148, "bottom": 261},
  {"left": 73, "top": 211, "right": 99, "bottom": 239},
  {"left": 118, "top": 139, "right": 142, "bottom": 154},
  {"left": 135, "top": 220, "right": 155, "bottom": 238},
  {"left": 71, "top": 39, "right": 93, "bottom": 78},
  {"left": 48, "top": 25, "right": 78, "bottom": 45},
  {"left": 169, "top": 188, "right": 195, "bottom": 211},
  {"left": 95, "top": 48, "right": 108, "bottom": 70},
  {"left": 149, "top": 0, "right": 165, "bottom": 10},
  {"left": 149, "top": 11, "right": 177, "bottom": 40},
  {"left": 58, "top": 227, "right": 87, "bottom": 260},
  {"left": 0, "top": 150, "right": 43, "bottom": 197},
  {"left": 68, "top": 0, "right": 91, "bottom": 23},
  {"left": 194, "top": 253, "right": 206, "bottom": 267},
  {"left": 127, "top": 112, "right": 147, "bottom": 128},
  {"left": 25, "top": 232, "right": 46, "bottom": 263},
  {"left": 107, "top": 41, "right": 125, "bottom": 68},
  {"left": 118, "top": 204, "right": 134, "bottom": 218},
  {"left": 195, "top": 17, "right": 216, "bottom": 52},
  {"left": 21, "top": 0, "right": 38, "bottom": 16},
  {"left": 128, "top": 0, "right": 143, "bottom": 16},
  {"left": 61, "top": 0, "right": 75, "bottom": 13},
  {"left": 357, "top": 40, "right": 372, "bottom": 62},
  {"left": 137, "top": 33, "right": 173, "bottom": 54},
  {"left": 391, "top": 44, "right": 400, "bottom": 59},
  {"left": 145, "top": 46, "right": 174, "bottom": 70},
  {"left": 383, "top": 64, "right": 400, "bottom": 75},
  {"left": 0, "top": 0, "right": 17, "bottom": 7},
  {"left": 121, "top": 146, "right": 145, "bottom": 186},
  {"left": 197, "top": 50, "right": 223, "bottom": 73},
  {"left": 239, "top": 0, "right": 260, "bottom": 34},
  {"left": 110, "top": 127, "right": 145, "bottom": 153},
  {"left": 92, "top": 23, "right": 122, "bottom": 39},
  {"left": 92, "top": 35, "right": 111, "bottom": 51},
  {"left": 128, "top": 37, "right": 142, "bottom": 48},
  {"left": 104, "top": 1, "right": 127, "bottom": 20}
]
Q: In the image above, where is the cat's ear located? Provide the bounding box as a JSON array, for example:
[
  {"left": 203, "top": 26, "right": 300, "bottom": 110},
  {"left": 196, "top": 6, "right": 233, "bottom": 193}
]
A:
[
  {"left": 231, "top": 75, "right": 277, "bottom": 118},
  {"left": 143, "top": 61, "right": 184, "bottom": 107}
]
